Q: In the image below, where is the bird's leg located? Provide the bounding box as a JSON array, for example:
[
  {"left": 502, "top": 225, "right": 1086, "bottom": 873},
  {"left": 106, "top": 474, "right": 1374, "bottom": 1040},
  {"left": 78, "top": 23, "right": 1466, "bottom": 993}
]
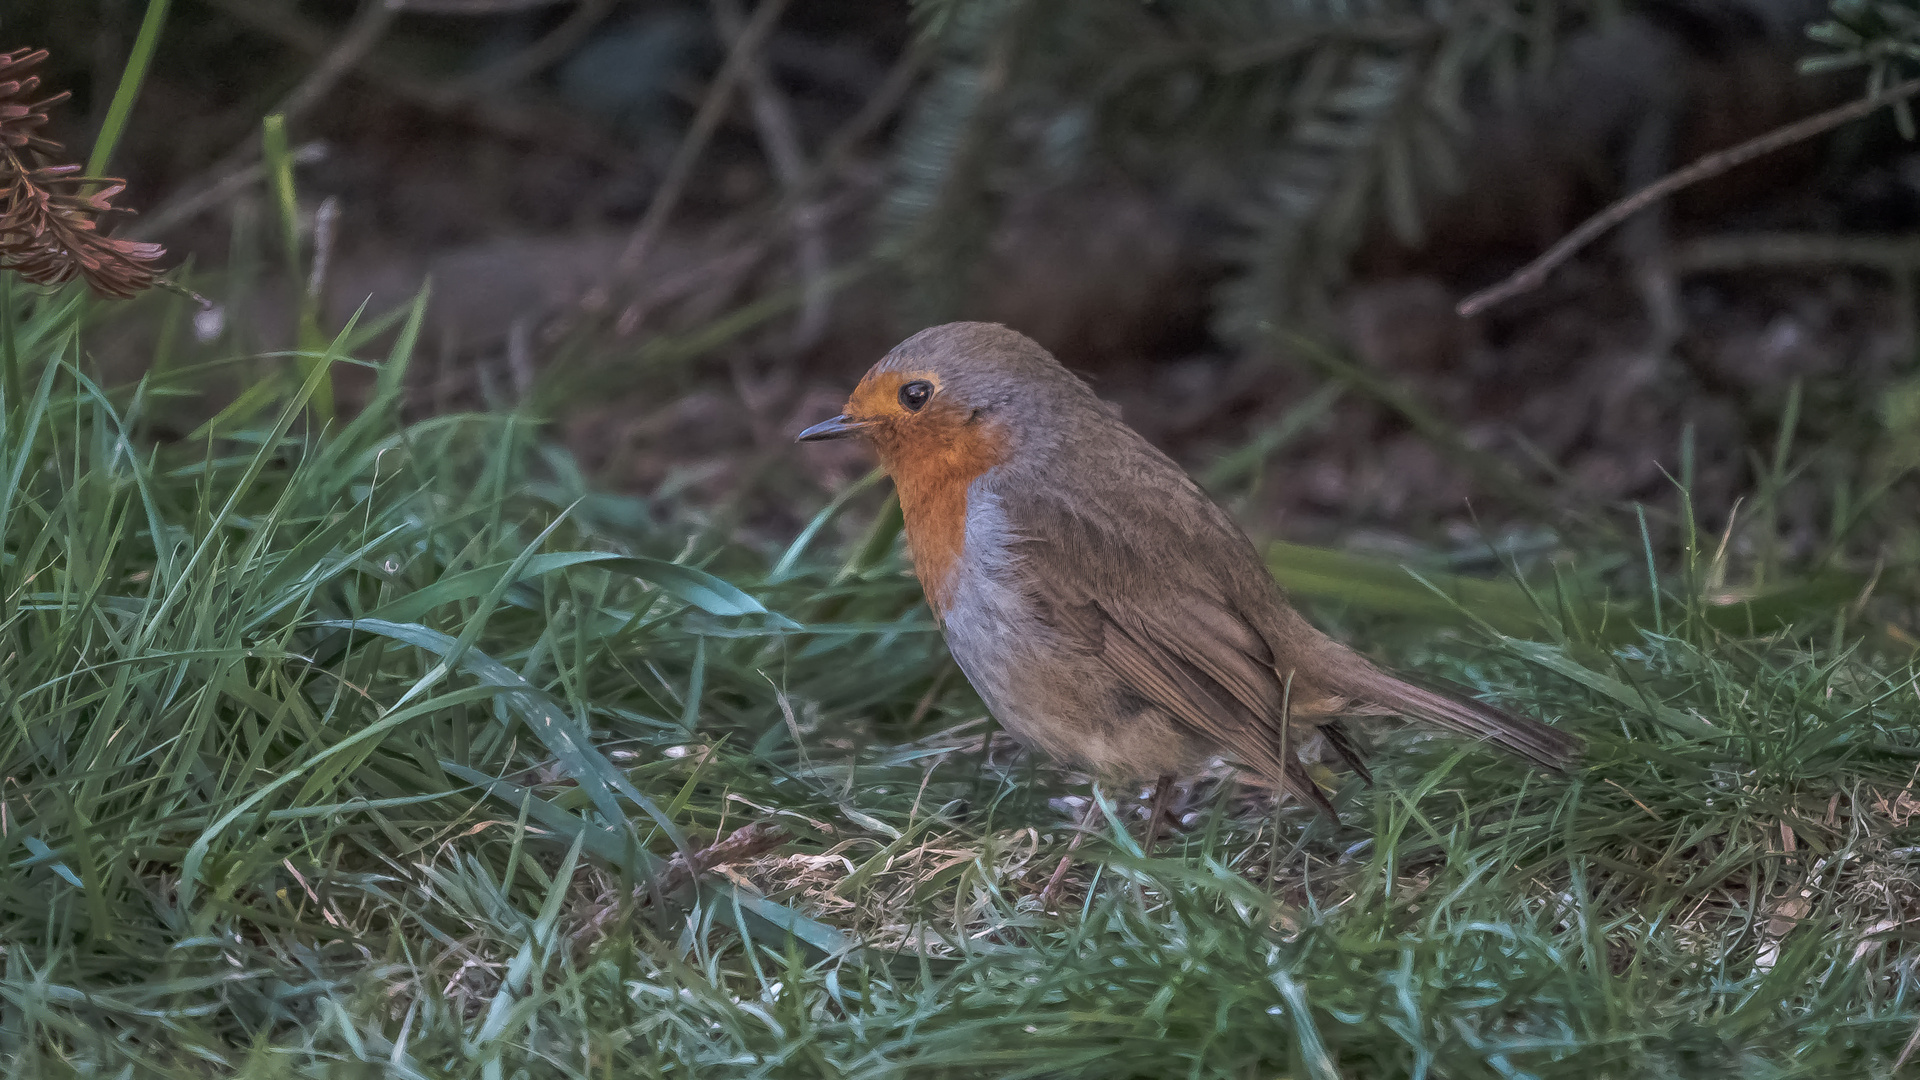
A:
[
  {"left": 1039, "top": 794, "right": 1104, "bottom": 910},
  {"left": 1140, "top": 773, "right": 1177, "bottom": 857}
]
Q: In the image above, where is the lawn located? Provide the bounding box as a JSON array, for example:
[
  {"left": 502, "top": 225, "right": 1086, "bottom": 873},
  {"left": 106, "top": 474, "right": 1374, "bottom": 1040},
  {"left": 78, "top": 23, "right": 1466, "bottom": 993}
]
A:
[{"left": 1, "top": 278, "right": 1916, "bottom": 1078}]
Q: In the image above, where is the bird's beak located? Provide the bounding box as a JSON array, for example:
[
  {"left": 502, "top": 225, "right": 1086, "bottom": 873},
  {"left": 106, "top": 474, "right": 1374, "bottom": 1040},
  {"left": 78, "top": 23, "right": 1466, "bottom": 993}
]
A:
[{"left": 796, "top": 414, "right": 873, "bottom": 442}]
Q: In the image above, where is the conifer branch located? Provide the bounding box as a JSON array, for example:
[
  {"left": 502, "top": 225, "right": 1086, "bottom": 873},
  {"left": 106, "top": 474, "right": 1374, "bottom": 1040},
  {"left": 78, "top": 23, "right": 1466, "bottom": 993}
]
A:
[{"left": 0, "top": 47, "right": 166, "bottom": 300}]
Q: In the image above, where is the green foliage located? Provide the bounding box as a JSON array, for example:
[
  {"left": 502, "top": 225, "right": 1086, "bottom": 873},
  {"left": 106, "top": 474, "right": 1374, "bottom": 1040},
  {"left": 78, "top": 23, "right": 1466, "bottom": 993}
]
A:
[
  {"left": 0, "top": 281, "right": 939, "bottom": 1070},
  {"left": 1807, "top": 0, "right": 1920, "bottom": 138},
  {"left": 0, "top": 276, "right": 1915, "bottom": 1074},
  {"left": 887, "top": 0, "right": 1593, "bottom": 338},
  {"left": 1807, "top": 0, "right": 1920, "bottom": 85},
  {"left": 1, "top": 8, "right": 1913, "bottom": 1074}
]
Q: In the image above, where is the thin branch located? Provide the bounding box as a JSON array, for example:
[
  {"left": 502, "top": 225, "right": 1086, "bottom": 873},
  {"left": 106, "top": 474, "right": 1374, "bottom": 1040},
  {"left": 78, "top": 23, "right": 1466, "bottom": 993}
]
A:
[
  {"left": 132, "top": 142, "right": 327, "bottom": 240},
  {"left": 572, "top": 820, "right": 790, "bottom": 949},
  {"left": 150, "top": 0, "right": 637, "bottom": 237},
  {"left": 553, "top": 26, "right": 909, "bottom": 349},
  {"left": 654, "top": 820, "right": 790, "bottom": 897},
  {"left": 278, "top": 0, "right": 404, "bottom": 124},
  {"left": 447, "top": 0, "right": 616, "bottom": 94},
  {"left": 617, "top": 0, "right": 794, "bottom": 276},
  {"left": 804, "top": 37, "right": 925, "bottom": 200},
  {"left": 586, "top": 41, "right": 913, "bottom": 338},
  {"left": 1457, "top": 76, "right": 1920, "bottom": 317},
  {"left": 707, "top": 37, "right": 921, "bottom": 241},
  {"left": 143, "top": 0, "right": 400, "bottom": 232},
  {"left": 711, "top": 0, "right": 829, "bottom": 347}
]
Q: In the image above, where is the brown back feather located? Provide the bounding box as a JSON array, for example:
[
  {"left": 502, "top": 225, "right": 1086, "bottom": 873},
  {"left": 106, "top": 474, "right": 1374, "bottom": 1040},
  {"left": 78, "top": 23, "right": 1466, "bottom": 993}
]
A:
[{"left": 1000, "top": 415, "right": 1579, "bottom": 799}]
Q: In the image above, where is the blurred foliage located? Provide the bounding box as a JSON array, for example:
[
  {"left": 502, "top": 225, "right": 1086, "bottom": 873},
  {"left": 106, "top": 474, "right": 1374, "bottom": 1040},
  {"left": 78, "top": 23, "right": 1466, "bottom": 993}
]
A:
[
  {"left": 4, "top": 272, "right": 1919, "bottom": 1072},
  {"left": 0, "top": 8, "right": 1918, "bottom": 1070},
  {"left": 1807, "top": 0, "right": 1920, "bottom": 105},
  {"left": 886, "top": 0, "right": 1597, "bottom": 340},
  {"left": 882, "top": 0, "right": 1920, "bottom": 344}
]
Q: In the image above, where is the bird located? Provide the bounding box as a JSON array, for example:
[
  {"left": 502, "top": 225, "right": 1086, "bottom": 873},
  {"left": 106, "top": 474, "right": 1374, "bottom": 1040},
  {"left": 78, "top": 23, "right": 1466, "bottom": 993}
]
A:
[{"left": 798, "top": 322, "right": 1577, "bottom": 895}]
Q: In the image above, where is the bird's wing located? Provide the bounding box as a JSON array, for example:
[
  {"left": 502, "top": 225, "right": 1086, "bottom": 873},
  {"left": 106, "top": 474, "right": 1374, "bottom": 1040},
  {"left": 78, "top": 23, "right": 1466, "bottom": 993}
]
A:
[{"left": 1003, "top": 485, "right": 1336, "bottom": 808}]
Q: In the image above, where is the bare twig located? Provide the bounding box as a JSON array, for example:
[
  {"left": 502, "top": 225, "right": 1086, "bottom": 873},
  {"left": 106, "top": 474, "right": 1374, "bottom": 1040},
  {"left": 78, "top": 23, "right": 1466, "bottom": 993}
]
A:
[
  {"left": 279, "top": 0, "right": 405, "bottom": 123},
  {"left": 807, "top": 40, "right": 925, "bottom": 188},
  {"left": 144, "top": 0, "right": 401, "bottom": 233},
  {"left": 132, "top": 142, "right": 327, "bottom": 240},
  {"left": 552, "top": 23, "right": 910, "bottom": 353},
  {"left": 559, "top": 181, "right": 873, "bottom": 376},
  {"left": 685, "top": 37, "right": 920, "bottom": 266},
  {"left": 1458, "top": 77, "right": 1920, "bottom": 318},
  {"left": 1039, "top": 796, "right": 1104, "bottom": 910},
  {"left": 574, "top": 820, "right": 790, "bottom": 947},
  {"left": 618, "top": 0, "right": 794, "bottom": 277},
  {"left": 151, "top": 0, "right": 636, "bottom": 237},
  {"left": 448, "top": 0, "right": 616, "bottom": 94},
  {"left": 711, "top": 0, "right": 830, "bottom": 347},
  {"left": 655, "top": 820, "right": 790, "bottom": 896}
]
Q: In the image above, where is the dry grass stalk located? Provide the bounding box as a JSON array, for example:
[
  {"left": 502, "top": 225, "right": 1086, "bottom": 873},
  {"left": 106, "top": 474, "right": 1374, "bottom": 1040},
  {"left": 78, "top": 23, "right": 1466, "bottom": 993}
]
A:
[
  {"left": 572, "top": 820, "right": 792, "bottom": 950},
  {"left": 0, "top": 47, "right": 165, "bottom": 299}
]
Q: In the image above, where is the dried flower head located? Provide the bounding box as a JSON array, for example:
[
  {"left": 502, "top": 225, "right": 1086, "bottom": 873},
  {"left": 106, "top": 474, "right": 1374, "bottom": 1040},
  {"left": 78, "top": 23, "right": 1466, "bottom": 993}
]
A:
[{"left": 0, "top": 47, "right": 166, "bottom": 300}]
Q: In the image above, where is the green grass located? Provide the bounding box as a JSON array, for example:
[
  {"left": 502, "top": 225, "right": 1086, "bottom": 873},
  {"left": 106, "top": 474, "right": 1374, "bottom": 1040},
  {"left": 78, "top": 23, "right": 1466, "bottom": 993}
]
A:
[
  {"left": 2, "top": 279, "right": 1918, "bottom": 1078},
  {"left": 7, "top": 4, "right": 1914, "bottom": 1070}
]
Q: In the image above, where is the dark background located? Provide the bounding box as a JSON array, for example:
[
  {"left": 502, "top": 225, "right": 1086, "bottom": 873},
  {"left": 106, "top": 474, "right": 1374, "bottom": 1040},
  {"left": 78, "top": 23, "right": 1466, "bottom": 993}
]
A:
[{"left": 8, "top": 0, "right": 1918, "bottom": 568}]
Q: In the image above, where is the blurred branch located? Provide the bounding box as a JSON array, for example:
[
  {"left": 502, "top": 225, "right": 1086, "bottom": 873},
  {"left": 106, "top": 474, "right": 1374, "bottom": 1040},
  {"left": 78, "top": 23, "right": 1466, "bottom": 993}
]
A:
[
  {"left": 738, "top": 38, "right": 923, "bottom": 254},
  {"left": 156, "top": 0, "right": 635, "bottom": 234},
  {"left": 806, "top": 36, "right": 924, "bottom": 200},
  {"left": 278, "top": 0, "right": 404, "bottom": 123},
  {"left": 142, "top": 0, "right": 400, "bottom": 233},
  {"left": 447, "top": 0, "right": 616, "bottom": 93},
  {"left": 559, "top": 28, "right": 911, "bottom": 349},
  {"left": 1459, "top": 76, "right": 1920, "bottom": 317},
  {"left": 207, "top": 0, "right": 627, "bottom": 145},
  {"left": 133, "top": 142, "right": 328, "bottom": 240},
  {"left": 617, "top": 0, "right": 793, "bottom": 277},
  {"left": 591, "top": 180, "right": 871, "bottom": 348},
  {"left": 711, "top": 0, "right": 829, "bottom": 347}
]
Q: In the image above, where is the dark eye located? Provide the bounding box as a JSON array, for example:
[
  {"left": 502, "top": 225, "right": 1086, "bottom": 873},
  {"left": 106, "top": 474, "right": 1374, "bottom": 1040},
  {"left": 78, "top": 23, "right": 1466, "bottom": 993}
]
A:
[{"left": 898, "top": 380, "right": 934, "bottom": 412}]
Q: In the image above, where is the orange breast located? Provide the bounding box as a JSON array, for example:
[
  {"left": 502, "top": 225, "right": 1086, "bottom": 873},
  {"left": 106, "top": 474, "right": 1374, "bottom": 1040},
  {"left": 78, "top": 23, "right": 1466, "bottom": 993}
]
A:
[{"left": 882, "top": 422, "right": 1009, "bottom": 615}]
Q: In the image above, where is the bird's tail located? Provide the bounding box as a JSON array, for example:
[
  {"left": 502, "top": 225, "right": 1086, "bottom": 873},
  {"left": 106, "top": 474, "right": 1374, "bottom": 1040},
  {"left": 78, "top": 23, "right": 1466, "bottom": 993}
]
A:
[{"left": 1316, "top": 647, "right": 1579, "bottom": 772}]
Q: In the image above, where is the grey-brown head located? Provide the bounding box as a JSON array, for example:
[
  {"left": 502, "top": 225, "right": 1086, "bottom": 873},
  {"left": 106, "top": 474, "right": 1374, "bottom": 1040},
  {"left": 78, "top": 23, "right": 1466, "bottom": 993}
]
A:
[{"left": 795, "top": 322, "right": 1099, "bottom": 467}]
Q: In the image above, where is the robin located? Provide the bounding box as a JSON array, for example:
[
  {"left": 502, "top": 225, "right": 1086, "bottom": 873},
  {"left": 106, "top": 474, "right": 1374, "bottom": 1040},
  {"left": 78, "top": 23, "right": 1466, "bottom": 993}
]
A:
[{"left": 798, "top": 322, "right": 1577, "bottom": 896}]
